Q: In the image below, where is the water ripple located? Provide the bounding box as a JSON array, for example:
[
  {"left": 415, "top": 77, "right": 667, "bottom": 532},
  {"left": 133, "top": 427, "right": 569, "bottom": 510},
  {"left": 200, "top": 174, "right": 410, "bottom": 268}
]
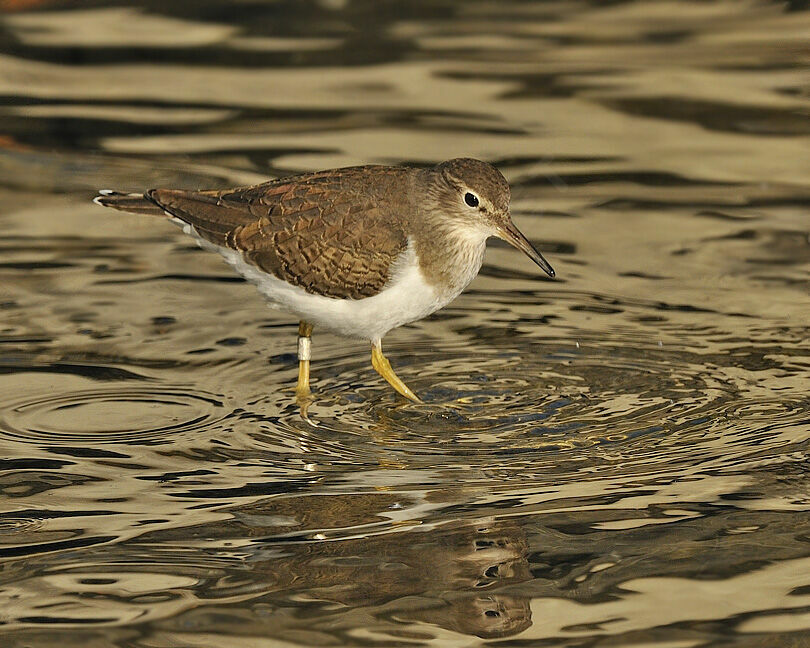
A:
[
  {"left": 0, "top": 386, "right": 228, "bottom": 445},
  {"left": 1, "top": 0, "right": 809, "bottom": 645}
]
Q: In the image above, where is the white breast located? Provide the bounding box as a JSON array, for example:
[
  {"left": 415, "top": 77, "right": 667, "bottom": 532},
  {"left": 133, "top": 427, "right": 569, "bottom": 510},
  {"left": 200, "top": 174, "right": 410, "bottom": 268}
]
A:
[{"left": 178, "top": 220, "right": 457, "bottom": 342}]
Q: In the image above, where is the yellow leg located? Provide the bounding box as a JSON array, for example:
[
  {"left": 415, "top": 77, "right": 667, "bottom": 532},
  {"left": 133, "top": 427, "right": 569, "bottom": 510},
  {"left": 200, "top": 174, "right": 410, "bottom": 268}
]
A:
[
  {"left": 295, "top": 320, "right": 314, "bottom": 397},
  {"left": 296, "top": 321, "right": 314, "bottom": 419},
  {"left": 371, "top": 340, "right": 422, "bottom": 403}
]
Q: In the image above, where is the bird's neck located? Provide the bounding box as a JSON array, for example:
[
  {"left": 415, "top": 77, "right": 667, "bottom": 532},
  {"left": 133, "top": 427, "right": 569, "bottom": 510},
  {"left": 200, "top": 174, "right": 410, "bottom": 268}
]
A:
[{"left": 411, "top": 219, "right": 488, "bottom": 300}]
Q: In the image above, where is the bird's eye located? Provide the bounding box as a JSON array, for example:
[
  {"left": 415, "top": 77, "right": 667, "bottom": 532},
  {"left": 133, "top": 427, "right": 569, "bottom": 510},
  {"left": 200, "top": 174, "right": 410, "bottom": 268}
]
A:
[{"left": 464, "top": 192, "right": 479, "bottom": 208}]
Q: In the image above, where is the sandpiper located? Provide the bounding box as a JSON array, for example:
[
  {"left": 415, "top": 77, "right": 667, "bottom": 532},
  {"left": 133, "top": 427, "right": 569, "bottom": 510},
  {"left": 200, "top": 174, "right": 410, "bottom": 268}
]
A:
[{"left": 94, "top": 158, "right": 555, "bottom": 406}]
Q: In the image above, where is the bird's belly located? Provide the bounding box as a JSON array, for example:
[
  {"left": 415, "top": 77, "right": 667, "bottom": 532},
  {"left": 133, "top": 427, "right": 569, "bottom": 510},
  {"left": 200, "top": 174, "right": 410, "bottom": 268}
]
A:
[
  {"left": 243, "top": 255, "right": 444, "bottom": 341},
  {"left": 183, "top": 223, "right": 446, "bottom": 341}
]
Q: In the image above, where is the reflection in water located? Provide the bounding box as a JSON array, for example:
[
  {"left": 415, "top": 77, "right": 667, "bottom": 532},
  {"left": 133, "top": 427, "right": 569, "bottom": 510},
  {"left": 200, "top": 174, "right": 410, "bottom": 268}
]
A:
[
  {"left": 245, "top": 516, "right": 532, "bottom": 639},
  {"left": 1, "top": 0, "right": 810, "bottom": 646}
]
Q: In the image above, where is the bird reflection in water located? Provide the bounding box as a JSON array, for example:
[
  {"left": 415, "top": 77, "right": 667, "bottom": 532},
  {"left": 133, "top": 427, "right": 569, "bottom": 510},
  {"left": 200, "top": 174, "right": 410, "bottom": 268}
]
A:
[
  {"left": 193, "top": 497, "right": 534, "bottom": 640},
  {"left": 387, "top": 520, "right": 533, "bottom": 638}
]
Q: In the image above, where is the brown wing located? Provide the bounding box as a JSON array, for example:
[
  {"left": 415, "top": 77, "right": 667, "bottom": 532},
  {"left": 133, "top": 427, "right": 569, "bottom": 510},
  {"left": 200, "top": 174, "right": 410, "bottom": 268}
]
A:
[{"left": 147, "top": 167, "right": 410, "bottom": 299}]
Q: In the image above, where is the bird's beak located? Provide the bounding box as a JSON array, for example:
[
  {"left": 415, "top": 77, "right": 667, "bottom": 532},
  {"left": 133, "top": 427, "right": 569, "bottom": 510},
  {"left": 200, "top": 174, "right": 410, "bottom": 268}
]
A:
[{"left": 497, "top": 218, "right": 556, "bottom": 278}]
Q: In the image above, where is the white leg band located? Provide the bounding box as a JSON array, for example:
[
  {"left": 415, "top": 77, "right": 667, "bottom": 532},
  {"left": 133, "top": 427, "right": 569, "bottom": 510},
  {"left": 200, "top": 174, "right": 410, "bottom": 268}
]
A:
[{"left": 298, "top": 336, "right": 311, "bottom": 362}]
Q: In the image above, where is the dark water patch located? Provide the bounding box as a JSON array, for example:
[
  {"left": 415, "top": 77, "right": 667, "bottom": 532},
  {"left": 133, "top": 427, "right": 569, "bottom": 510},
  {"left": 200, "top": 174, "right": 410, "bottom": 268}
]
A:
[
  {"left": 441, "top": 69, "right": 621, "bottom": 100},
  {"left": 0, "top": 336, "right": 53, "bottom": 344},
  {"left": 215, "top": 337, "right": 246, "bottom": 346},
  {"left": 0, "top": 469, "right": 103, "bottom": 499},
  {"left": 598, "top": 194, "right": 810, "bottom": 211},
  {"left": 511, "top": 209, "right": 579, "bottom": 219},
  {"left": 96, "top": 273, "right": 246, "bottom": 285},
  {"left": 0, "top": 508, "right": 112, "bottom": 521},
  {"left": 703, "top": 229, "right": 762, "bottom": 241},
  {"left": 0, "top": 261, "right": 75, "bottom": 270},
  {"left": 0, "top": 360, "right": 149, "bottom": 381},
  {"left": 0, "top": 114, "right": 202, "bottom": 150},
  {"left": 137, "top": 468, "right": 216, "bottom": 482},
  {"left": 0, "top": 458, "right": 73, "bottom": 470},
  {"left": 166, "top": 478, "right": 315, "bottom": 500},
  {"left": 15, "top": 616, "right": 118, "bottom": 625},
  {"left": 0, "top": 534, "right": 118, "bottom": 559},
  {"left": 2, "top": 101, "right": 523, "bottom": 150},
  {"left": 0, "top": 40, "right": 389, "bottom": 72},
  {"left": 601, "top": 97, "right": 810, "bottom": 136},
  {"left": 618, "top": 271, "right": 669, "bottom": 279},
  {"left": 0, "top": 147, "right": 240, "bottom": 193},
  {"left": 495, "top": 155, "right": 624, "bottom": 167},
  {"left": 517, "top": 170, "right": 739, "bottom": 188},
  {"left": 696, "top": 209, "right": 759, "bottom": 222},
  {"left": 44, "top": 446, "right": 130, "bottom": 459},
  {"left": 569, "top": 304, "right": 623, "bottom": 314}
]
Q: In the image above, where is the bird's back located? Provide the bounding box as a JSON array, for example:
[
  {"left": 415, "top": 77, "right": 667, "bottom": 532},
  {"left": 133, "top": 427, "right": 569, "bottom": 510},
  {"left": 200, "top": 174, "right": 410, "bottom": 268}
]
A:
[{"left": 95, "top": 166, "right": 415, "bottom": 299}]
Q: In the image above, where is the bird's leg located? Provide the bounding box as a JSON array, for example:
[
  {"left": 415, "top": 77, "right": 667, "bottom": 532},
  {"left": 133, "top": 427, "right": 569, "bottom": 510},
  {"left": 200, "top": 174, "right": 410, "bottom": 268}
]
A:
[
  {"left": 296, "top": 320, "right": 314, "bottom": 400},
  {"left": 295, "top": 321, "right": 317, "bottom": 423},
  {"left": 371, "top": 339, "right": 422, "bottom": 403}
]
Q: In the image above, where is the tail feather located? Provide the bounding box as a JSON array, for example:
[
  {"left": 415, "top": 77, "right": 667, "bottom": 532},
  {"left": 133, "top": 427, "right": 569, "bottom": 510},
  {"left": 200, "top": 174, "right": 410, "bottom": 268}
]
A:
[{"left": 93, "top": 190, "right": 167, "bottom": 216}]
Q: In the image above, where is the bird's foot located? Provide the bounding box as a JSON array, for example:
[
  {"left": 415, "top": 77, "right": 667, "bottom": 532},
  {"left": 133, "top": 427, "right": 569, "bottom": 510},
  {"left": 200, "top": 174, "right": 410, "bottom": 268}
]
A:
[
  {"left": 295, "top": 389, "right": 318, "bottom": 426},
  {"left": 371, "top": 342, "right": 422, "bottom": 403}
]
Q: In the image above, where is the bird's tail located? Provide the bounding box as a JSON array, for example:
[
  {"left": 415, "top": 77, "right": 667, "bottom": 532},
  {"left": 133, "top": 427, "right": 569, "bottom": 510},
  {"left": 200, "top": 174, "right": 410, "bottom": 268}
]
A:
[{"left": 92, "top": 190, "right": 167, "bottom": 216}]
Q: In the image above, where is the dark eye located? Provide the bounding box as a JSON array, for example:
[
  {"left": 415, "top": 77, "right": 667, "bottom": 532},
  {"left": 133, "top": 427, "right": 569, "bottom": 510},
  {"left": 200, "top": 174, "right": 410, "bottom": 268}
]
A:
[{"left": 464, "top": 192, "right": 479, "bottom": 208}]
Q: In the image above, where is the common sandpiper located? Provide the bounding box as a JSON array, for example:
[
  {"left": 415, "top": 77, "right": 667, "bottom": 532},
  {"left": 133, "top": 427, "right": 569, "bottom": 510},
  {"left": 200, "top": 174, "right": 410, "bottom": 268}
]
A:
[{"left": 94, "top": 158, "right": 555, "bottom": 409}]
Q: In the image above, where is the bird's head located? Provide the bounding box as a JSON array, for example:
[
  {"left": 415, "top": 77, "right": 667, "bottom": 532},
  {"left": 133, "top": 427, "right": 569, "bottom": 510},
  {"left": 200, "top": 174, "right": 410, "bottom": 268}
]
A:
[{"left": 428, "top": 158, "right": 555, "bottom": 278}]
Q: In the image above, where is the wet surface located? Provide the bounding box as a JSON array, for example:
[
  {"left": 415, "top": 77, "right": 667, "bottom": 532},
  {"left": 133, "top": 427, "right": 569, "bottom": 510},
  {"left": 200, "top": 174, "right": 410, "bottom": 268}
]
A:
[{"left": 1, "top": 1, "right": 810, "bottom": 645}]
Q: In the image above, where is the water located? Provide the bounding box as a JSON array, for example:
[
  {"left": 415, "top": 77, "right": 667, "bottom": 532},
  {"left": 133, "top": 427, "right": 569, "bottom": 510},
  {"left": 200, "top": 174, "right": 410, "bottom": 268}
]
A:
[{"left": 1, "top": 1, "right": 809, "bottom": 645}]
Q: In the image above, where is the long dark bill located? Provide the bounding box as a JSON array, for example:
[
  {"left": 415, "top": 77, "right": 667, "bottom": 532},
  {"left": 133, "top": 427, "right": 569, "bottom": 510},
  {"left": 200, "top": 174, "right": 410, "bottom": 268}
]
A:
[{"left": 498, "top": 219, "right": 556, "bottom": 278}]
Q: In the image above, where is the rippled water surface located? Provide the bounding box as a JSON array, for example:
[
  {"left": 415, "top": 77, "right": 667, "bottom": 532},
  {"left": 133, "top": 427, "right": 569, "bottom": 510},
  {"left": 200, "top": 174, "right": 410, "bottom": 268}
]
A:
[{"left": 1, "top": 1, "right": 810, "bottom": 645}]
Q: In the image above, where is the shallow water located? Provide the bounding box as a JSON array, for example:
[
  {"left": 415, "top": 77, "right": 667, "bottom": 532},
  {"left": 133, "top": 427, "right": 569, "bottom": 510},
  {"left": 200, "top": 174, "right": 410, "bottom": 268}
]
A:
[{"left": 1, "top": 1, "right": 810, "bottom": 645}]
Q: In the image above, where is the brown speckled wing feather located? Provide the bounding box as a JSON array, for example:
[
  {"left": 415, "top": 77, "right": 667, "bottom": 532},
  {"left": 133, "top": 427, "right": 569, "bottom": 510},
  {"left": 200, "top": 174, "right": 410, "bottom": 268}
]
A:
[{"left": 148, "top": 167, "right": 410, "bottom": 299}]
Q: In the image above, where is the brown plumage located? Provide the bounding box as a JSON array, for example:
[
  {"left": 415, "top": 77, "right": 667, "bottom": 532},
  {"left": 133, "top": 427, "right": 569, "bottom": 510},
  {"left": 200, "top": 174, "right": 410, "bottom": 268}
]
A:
[
  {"left": 98, "top": 166, "right": 414, "bottom": 299},
  {"left": 94, "top": 159, "right": 555, "bottom": 405}
]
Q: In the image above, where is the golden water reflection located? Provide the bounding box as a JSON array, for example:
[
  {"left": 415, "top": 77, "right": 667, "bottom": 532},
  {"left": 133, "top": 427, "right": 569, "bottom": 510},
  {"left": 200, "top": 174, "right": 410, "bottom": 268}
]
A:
[{"left": 1, "top": 0, "right": 809, "bottom": 646}]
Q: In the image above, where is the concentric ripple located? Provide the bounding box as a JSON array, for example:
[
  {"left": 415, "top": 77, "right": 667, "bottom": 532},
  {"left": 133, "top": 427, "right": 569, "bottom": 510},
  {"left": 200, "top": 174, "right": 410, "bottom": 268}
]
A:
[
  {"left": 256, "top": 329, "right": 808, "bottom": 482},
  {"left": 0, "top": 386, "right": 228, "bottom": 445},
  {"left": 0, "top": 516, "right": 44, "bottom": 539}
]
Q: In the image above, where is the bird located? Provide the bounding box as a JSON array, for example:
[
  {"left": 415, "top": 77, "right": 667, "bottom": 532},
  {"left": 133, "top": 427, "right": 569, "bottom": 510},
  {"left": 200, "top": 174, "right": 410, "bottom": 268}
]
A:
[{"left": 94, "top": 158, "right": 555, "bottom": 409}]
